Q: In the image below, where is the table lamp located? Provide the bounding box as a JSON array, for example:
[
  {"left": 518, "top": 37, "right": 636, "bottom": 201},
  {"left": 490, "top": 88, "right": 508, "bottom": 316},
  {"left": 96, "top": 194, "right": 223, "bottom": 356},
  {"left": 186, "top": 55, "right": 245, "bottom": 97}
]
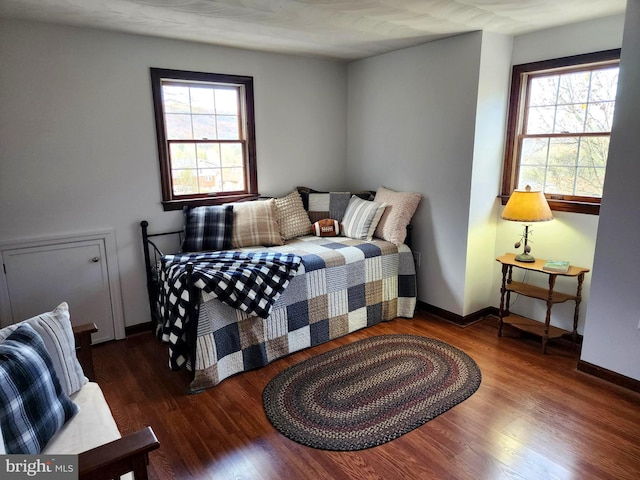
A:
[{"left": 501, "top": 185, "right": 553, "bottom": 262}]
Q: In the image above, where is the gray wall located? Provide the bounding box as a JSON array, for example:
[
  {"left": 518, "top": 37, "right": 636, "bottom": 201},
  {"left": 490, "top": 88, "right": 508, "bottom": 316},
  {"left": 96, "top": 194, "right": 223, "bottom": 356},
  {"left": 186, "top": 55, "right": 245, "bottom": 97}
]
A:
[
  {"left": 347, "top": 32, "right": 484, "bottom": 316},
  {"left": 0, "top": 19, "right": 348, "bottom": 328},
  {"left": 581, "top": 1, "right": 640, "bottom": 380}
]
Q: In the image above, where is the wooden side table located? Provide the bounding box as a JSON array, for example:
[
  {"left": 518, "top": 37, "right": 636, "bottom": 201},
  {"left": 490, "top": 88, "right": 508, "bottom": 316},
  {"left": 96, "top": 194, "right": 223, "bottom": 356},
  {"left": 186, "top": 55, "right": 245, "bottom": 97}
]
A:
[{"left": 496, "top": 253, "right": 590, "bottom": 353}]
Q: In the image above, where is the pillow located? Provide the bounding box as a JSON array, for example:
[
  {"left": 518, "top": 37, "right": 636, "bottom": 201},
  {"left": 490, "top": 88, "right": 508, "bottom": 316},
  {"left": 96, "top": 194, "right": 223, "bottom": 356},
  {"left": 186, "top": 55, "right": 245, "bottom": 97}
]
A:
[
  {"left": 373, "top": 186, "right": 422, "bottom": 245},
  {"left": 274, "top": 191, "right": 312, "bottom": 240},
  {"left": 182, "top": 205, "right": 234, "bottom": 252},
  {"left": 230, "top": 199, "right": 284, "bottom": 248},
  {"left": 0, "top": 302, "right": 86, "bottom": 396},
  {"left": 0, "top": 324, "right": 79, "bottom": 454},
  {"left": 312, "top": 219, "right": 341, "bottom": 237},
  {"left": 341, "top": 196, "right": 386, "bottom": 241},
  {"left": 296, "top": 187, "right": 376, "bottom": 223}
]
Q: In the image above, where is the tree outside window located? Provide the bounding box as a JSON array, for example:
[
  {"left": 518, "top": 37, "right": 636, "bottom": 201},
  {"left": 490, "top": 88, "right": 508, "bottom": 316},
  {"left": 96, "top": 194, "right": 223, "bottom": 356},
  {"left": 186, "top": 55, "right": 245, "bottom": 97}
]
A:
[{"left": 502, "top": 50, "right": 620, "bottom": 215}]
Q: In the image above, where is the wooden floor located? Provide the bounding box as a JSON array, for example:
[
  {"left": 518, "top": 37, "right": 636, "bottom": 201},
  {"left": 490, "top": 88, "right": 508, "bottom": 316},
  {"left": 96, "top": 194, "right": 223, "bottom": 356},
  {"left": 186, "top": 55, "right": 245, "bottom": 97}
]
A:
[{"left": 93, "top": 311, "right": 640, "bottom": 480}]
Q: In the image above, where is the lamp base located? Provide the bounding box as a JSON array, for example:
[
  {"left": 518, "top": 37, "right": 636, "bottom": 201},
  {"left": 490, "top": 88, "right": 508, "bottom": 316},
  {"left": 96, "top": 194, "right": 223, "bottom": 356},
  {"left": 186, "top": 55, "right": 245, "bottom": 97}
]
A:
[{"left": 515, "top": 253, "right": 535, "bottom": 263}]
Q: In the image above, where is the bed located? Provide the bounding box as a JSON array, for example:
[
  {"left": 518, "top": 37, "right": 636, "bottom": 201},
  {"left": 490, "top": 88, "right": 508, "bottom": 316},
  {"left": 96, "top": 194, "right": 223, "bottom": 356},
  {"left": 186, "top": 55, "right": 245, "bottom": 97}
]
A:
[{"left": 141, "top": 187, "right": 420, "bottom": 392}]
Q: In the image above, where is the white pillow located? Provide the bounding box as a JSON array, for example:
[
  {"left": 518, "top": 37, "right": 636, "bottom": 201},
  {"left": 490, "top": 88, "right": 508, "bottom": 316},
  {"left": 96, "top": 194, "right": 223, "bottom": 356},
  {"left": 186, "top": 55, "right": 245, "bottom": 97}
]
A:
[
  {"left": 341, "top": 195, "right": 386, "bottom": 241},
  {"left": 0, "top": 302, "right": 87, "bottom": 396}
]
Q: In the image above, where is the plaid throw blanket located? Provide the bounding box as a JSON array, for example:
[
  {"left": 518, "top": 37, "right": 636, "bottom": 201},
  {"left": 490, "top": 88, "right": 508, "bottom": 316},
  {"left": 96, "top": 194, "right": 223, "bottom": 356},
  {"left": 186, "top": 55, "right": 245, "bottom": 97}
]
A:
[{"left": 158, "top": 251, "right": 302, "bottom": 370}]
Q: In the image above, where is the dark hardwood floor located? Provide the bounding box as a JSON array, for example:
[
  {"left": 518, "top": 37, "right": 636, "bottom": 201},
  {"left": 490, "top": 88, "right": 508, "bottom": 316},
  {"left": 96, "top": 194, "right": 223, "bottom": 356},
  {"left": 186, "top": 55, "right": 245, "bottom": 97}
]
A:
[{"left": 92, "top": 311, "right": 640, "bottom": 480}]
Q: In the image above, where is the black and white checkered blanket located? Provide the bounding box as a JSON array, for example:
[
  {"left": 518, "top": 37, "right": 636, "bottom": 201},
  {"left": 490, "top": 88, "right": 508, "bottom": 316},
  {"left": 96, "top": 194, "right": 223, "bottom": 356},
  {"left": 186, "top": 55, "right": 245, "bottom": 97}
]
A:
[{"left": 157, "top": 251, "right": 302, "bottom": 370}]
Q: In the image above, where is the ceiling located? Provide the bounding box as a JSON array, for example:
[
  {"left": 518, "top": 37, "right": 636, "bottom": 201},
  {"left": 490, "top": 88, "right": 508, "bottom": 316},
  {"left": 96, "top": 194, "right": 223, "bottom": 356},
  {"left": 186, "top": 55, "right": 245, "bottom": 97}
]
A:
[{"left": 0, "top": 0, "right": 627, "bottom": 60}]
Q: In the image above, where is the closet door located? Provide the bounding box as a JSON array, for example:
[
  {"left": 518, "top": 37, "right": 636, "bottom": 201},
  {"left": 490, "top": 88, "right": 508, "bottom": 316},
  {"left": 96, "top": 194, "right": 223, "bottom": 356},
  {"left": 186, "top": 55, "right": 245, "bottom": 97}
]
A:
[{"left": 1, "top": 239, "right": 116, "bottom": 343}]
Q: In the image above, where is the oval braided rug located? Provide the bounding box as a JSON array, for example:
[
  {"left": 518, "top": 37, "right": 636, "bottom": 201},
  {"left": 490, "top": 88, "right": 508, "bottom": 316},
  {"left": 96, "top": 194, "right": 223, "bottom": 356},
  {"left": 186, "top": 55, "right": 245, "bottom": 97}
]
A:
[{"left": 262, "top": 334, "right": 481, "bottom": 451}]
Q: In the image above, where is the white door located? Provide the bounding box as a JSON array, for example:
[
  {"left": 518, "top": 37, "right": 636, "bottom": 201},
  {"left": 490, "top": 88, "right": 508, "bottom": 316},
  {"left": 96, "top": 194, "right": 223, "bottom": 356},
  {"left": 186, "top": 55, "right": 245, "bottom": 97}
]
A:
[{"left": 1, "top": 239, "right": 115, "bottom": 343}]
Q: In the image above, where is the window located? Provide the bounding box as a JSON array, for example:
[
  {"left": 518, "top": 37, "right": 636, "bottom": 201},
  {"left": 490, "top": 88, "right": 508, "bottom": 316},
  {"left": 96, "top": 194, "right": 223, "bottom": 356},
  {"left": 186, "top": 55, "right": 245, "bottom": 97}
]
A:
[
  {"left": 150, "top": 68, "right": 258, "bottom": 210},
  {"left": 501, "top": 49, "right": 620, "bottom": 215}
]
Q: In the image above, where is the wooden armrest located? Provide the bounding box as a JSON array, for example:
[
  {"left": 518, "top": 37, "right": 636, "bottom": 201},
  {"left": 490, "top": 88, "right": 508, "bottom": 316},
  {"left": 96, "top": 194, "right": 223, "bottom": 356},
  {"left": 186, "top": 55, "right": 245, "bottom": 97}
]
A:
[
  {"left": 73, "top": 323, "right": 98, "bottom": 381},
  {"left": 78, "top": 426, "right": 160, "bottom": 480}
]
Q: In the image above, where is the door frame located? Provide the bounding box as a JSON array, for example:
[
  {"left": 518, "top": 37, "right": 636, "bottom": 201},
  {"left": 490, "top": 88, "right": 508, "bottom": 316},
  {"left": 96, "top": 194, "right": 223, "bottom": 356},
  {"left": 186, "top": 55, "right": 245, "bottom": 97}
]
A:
[{"left": 0, "top": 229, "right": 125, "bottom": 339}]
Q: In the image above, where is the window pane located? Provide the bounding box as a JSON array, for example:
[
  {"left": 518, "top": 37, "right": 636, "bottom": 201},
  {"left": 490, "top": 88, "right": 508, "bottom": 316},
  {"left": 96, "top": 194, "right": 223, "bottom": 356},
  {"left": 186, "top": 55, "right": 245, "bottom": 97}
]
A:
[
  {"left": 520, "top": 138, "right": 549, "bottom": 166},
  {"left": 554, "top": 104, "right": 586, "bottom": 133},
  {"left": 163, "top": 86, "right": 190, "bottom": 113},
  {"left": 197, "top": 144, "right": 221, "bottom": 168},
  {"left": 221, "top": 143, "right": 243, "bottom": 168},
  {"left": 526, "top": 106, "right": 555, "bottom": 134},
  {"left": 169, "top": 143, "right": 197, "bottom": 169},
  {"left": 529, "top": 76, "right": 558, "bottom": 107},
  {"left": 172, "top": 169, "right": 198, "bottom": 195},
  {"left": 557, "top": 71, "right": 590, "bottom": 104},
  {"left": 215, "top": 89, "right": 239, "bottom": 115},
  {"left": 517, "top": 166, "right": 546, "bottom": 191},
  {"left": 221, "top": 167, "right": 245, "bottom": 191},
  {"left": 192, "top": 115, "right": 217, "bottom": 139},
  {"left": 590, "top": 68, "right": 618, "bottom": 102},
  {"left": 585, "top": 101, "right": 615, "bottom": 132},
  {"left": 190, "top": 87, "right": 215, "bottom": 114},
  {"left": 546, "top": 166, "right": 576, "bottom": 194},
  {"left": 198, "top": 168, "right": 222, "bottom": 193},
  {"left": 575, "top": 166, "right": 605, "bottom": 196},
  {"left": 166, "top": 114, "right": 193, "bottom": 139},
  {"left": 578, "top": 136, "right": 609, "bottom": 167},
  {"left": 548, "top": 137, "right": 579, "bottom": 167},
  {"left": 217, "top": 116, "right": 240, "bottom": 139}
]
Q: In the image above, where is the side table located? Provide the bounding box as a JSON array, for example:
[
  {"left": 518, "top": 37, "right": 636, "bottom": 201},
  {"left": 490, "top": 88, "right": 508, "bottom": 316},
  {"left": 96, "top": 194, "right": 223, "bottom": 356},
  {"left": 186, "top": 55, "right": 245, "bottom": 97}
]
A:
[{"left": 496, "top": 253, "right": 590, "bottom": 353}]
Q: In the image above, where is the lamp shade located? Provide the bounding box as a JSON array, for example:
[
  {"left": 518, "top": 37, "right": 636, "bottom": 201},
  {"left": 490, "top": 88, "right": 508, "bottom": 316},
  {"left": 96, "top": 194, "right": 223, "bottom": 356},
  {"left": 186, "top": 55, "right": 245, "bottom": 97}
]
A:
[{"left": 501, "top": 185, "right": 553, "bottom": 222}]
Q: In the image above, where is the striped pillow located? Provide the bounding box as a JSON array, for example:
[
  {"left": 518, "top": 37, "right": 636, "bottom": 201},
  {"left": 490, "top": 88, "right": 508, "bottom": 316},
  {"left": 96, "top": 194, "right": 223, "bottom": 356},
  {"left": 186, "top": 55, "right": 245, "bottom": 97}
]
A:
[
  {"left": 0, "top": 302, "right": 86, "bottom": 396},
  {"left": 341, "top": 196, "right": 386, "bottom": 241},
  {"left": 182, "top": 205, "right": 234, "bottom": 252},
  {"left": 0, "top": 324, "right": 78, "bottom": 454},
  {"left": 373, "top": 186, "right": 422, "bottom": 245},
  {"left": 231, "top": 199, "right": 284, "bottom": 248}
]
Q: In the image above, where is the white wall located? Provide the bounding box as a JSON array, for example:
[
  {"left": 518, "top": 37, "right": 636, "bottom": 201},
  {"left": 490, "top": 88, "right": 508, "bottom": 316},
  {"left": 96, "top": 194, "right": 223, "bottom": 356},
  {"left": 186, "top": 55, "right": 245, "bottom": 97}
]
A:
[
  {"left": 464, "top": 32, "right": 513, "bottom": 316},
  {"left": 581, "top": 0, "right": 640, "bottom": 381},
  {"left": 492, "top": 15, "right": 625, "bottom": 334},
  {"left": 347, "top": 32, "right": 483, "bottom": 316},
  {"left": 0, "top": 19, "right": 348, "bottom": 328}
]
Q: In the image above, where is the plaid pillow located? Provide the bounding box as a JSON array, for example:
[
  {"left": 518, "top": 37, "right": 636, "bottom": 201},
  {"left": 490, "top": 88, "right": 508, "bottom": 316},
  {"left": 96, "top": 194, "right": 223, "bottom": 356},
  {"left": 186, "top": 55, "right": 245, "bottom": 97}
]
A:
[
  {"left": 341, "top": 196, "right": 386, "bottom": 240},
  {"left": 0, "top": 324, "right": 79, "bottom": 454},
  {"left": 0, "top": 302, "right": 86, "bottom": 396},
  {"left": 182, "top": 205, "right": 234, "bottom": 252},
  {"left": 230, "top": 199, "right": 284, "bottom": 248}
]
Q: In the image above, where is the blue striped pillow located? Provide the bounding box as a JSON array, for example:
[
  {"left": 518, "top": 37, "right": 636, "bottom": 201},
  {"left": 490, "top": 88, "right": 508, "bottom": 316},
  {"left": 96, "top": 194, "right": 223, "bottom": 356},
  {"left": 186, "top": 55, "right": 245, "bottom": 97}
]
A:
[
  {"left": 0, "top": 324, "right": 78, "bottom": 454},
  {"left": 182, "top": 205, "right": 234, "bottom": 252}
]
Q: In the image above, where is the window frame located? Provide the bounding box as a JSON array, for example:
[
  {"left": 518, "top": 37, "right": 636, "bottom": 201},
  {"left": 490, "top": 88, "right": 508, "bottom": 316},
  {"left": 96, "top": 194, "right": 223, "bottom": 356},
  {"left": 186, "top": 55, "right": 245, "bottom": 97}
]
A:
[
  {"left": 150, "top": 68, "right": 259, "bottom": 211},
  {"left": 501, "top": 49, "right": 621, "bottom": 215}
]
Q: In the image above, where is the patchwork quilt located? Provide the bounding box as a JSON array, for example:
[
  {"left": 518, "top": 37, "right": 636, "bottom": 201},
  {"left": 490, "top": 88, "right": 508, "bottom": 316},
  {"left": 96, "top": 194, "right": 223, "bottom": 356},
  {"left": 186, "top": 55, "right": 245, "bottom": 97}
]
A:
[
  {"left": 157, "top": 251, "right": 302, "bottom": 369},
  {"left": 188, "top": 235, "right": 417, "bottom": 392}
]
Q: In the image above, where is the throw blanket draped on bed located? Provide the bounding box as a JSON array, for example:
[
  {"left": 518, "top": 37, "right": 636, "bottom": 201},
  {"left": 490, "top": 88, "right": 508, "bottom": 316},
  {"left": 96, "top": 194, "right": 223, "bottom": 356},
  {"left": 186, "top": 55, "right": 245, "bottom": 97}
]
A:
[{"left": 158, "top": 251, "right": 302, "bottom": 369}]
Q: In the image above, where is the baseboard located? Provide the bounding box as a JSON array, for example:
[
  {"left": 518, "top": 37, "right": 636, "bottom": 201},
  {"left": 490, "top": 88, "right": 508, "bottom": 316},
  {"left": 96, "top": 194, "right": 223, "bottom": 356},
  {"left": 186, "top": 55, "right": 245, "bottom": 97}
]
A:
[
  {"left": 577, "top": 360, "right": 640, "bottom": 393},
  {"left": 125, "top": 322, "right": 154, "bottom": 336},
  {"left": 417, "top": 301, "right": 497, "bottom": 327}
]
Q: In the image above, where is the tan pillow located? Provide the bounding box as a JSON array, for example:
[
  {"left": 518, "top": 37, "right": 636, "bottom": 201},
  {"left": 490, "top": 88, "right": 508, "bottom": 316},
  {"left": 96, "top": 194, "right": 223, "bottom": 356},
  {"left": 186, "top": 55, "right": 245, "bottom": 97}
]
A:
[
  {"left": 230, "top": 199, "right": 284, "bottom": 248},
  {"left": 373, "top": 186, "right": 421, "bottom": 245},
  {"left": 275, "top": 191, "right": 312, "bottom": 240}
]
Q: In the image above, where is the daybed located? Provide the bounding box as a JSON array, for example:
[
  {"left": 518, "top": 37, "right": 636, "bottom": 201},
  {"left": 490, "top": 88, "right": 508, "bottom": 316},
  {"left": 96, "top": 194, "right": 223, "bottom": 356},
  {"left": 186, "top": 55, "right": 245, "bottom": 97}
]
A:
[
  {"left": 142, "top": 186, "right": 421, "bottom": 392},
  {"left": 0, "top": 303, "right": 159, "bottom": 480}
]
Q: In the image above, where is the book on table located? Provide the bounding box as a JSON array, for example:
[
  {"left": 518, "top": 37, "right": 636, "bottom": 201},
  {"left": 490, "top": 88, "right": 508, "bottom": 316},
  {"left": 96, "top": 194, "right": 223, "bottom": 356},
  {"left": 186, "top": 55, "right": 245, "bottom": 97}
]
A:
[{"left": 543, "top": 260, "right": 570, "bottom": 273}]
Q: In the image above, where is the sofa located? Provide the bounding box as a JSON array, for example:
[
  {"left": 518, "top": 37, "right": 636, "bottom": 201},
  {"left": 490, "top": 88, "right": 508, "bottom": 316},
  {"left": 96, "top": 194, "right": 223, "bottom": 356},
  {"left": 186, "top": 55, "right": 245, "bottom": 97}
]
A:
[{"left": 0, "top": 302, "right": 159, "bottom": 480}]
